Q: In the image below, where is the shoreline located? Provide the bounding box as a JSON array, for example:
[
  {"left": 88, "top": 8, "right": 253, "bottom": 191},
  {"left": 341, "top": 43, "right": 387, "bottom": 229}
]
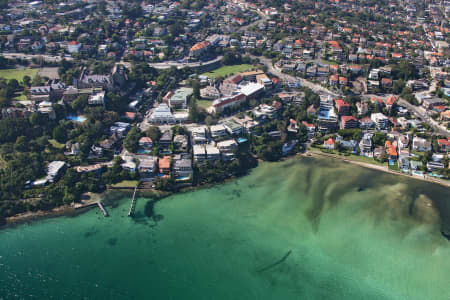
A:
[
  {"left": 0, "top": 178, "right": 235, "bottom": 229},
  {"left": 304, "top": 151, "right": 450, "bottom": 188},
  {"left": 2, "top": 154, "right": 448, "bottom": 229},
  {"left": 2, "top": 192, "right": 104, "bottom": 229}
]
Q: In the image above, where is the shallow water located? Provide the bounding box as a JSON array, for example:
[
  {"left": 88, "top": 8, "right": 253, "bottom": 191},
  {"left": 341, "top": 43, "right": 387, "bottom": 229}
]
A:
[{"left": 1, "top": 157, "right": 449, "bottom": 299}]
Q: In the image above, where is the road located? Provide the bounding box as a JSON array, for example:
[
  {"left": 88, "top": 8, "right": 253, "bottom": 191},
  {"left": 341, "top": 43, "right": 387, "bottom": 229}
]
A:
[
  {"left": 1, "top": 52, "right": 71, "bottom": 62},
  {"left": 398, "top": 98, "right": 450, "bottom": 137},
  {"left": 251, "top": 55, "right": 339, "bottom": 97},
  {"left": 148, "top": 55, "right": 223, "bottom": 70}
]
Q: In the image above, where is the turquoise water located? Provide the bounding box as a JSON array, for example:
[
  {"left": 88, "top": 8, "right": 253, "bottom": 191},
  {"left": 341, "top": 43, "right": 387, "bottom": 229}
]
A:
[{"left": 1, "top": 157, "right": 450, "bottom": 299}]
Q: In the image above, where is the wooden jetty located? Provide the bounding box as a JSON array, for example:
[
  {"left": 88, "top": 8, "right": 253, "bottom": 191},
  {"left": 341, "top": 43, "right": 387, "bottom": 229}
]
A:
[
  {"left": 97, "top": 201, "right": 109, "bottom": 217},
  {"left": 128, "top": 183, "right": 140, "bottom": 217}
]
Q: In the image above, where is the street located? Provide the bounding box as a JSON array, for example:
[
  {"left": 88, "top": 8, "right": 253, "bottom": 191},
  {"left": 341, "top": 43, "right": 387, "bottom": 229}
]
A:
[
  {"left": 398, "top": 98, "right": 450, "bottom": 137},
  {"left": 1, "top": 52, "right": 71, "bottom": 62},
  {"left": 249, "top": 54, "right": 340, "bottom": 97}
]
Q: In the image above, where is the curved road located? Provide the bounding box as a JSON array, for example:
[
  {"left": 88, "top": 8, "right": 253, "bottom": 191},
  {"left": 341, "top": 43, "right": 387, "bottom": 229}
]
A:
[
  {"left": 251, "top": 55, "right": 339, "bottom": 97},
  {"left": 148, "top": 55, "right": 223, "bottom": 70},
  {"left": 1, "top": 52, "right": 71, "bottom": 62}
]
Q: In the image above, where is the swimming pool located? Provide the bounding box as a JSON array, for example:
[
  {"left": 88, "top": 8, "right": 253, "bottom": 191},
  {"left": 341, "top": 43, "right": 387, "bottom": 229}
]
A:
[{"left": 66, "top": 115, "right": 87, "bottom": 122}]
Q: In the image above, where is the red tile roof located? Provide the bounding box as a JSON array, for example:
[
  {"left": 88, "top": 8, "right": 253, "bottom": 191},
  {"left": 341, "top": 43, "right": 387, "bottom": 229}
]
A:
[
  {"left": 190, "top": 41, "right": 210, "bottom": 52},
  {"left": 335, "top": 99, "right": 350, "bottom": 108},
  {"left": 324, "top": 138, "right": 335, "bottom": 145},
  {"left": 437, "top": 139, "right": 450, "bottom": 146}
]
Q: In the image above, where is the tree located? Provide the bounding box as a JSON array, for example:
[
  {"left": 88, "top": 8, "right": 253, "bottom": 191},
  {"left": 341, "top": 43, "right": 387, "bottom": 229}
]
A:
[
  {"left": 172, "top": 125, "right": 185, "bottom": 136},
  {"left": 392, "top": 79, "right": 405, "bottom": 94},
  {"left": 192, "top": 79, "right": 200, "bottom": 99},
  {"left": 123, "top": 127, "right": 141, "bottom": 153},
  {"left": 14, "top": 136, "right": 28, "bottom": 152},
  {"left": 7, "top": 79, "right": 19, "bottom": 90},
  {"left": 31, "top": 75, "right": 44, "bottom": 86},
  {"left": 146, "top": 126, "right": 161, "bottom": 142},
  {"left": 223, "top": 50, "right": 241, "bottom": 65},
  {"left": 71, "top": 94, "right": 89, "bottom": 112},
  {"left": 372, "top": 132, "right": 386, "bottom": 146},
  {"left": 297, "top": 123, "right": 308, "bottom": 143},
  {"left": 205, "top": 115, "right": 216, "bottom": 126},
  {"left": 189, "top": 98, "right": 200, "bottom": 122},
  {"left": 22, "top": 75, "right": 31, "bottom": 87},
  {"left": 53, "top": 125, "right": 67, "bottom": 143},
  {"left": 169, "top": 22, "right": 184, "bottom": 36}
]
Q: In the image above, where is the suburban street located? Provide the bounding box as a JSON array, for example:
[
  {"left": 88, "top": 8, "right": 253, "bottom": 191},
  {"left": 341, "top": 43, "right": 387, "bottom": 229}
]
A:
[
  {"left": 251, "top": 54, "right": 340, "bottom": 97},
  {"left": 1, "top": 52, "right": 71, "bottom": 62},
  {"left": 398, "top": 98, "right": 450, "bottom": 137},
  {"left": 148, "top": 55, "right": 223, "bottom": 70}
]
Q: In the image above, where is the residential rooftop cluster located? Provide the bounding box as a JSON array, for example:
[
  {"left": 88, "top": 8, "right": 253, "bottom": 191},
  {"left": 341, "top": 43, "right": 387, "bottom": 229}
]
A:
[{"left": 0, "top": 0, "right": 448, "bottom": 219}]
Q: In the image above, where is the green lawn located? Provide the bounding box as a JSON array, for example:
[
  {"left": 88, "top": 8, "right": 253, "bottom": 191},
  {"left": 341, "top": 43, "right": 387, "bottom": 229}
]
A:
[
  {"left": 13, "top": 92, "right": 28, "bottom": 101},
  {"left": 346, "top": 154, "right": 387, "bottom": 166},
  {"left": 309, "top": 146, "right": 387, "bottom": 166},
  {"left": 111, "top": 180, "right": 139, "bottom": 188},
  {"left": 320, "top": 60, "right": 339, "bottom": 66},
  {"left": 0, "top": 68, "right": 38, "bottom": 81},
  {"left": 197, "top": 99, "right": 212, "bottom": 109},
  {"left": 49, "top": 139, "right": 65, "bottom": 149},
  {"left": 202, "top": 64, "right": 254, "bottom": 78}
]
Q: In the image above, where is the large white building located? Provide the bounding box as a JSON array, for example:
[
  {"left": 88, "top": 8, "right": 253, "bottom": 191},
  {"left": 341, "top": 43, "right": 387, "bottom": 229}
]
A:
[
  {"left": 371, "top": 113, "right": 389, "bottom": 130},
  {"left": 190, "top": 126, "right": 208, "bottom": 144},
  {"left": 150, "top": 103, "right": 175, "bottom": 124},
  {"left": 205, "top": 144, "right": 221, "bottom": 161},
  {"left": 210, "top": 124, "right": 227, "bottom": 138},
  {"left": 238, "top": 82, "right": 265, "bottom": 98},
  {"left": 169, "top": 87, "right": 193, "bottom": 109},
  {"left": 193, "top": 144, "right": 206, "bottom": 162}
]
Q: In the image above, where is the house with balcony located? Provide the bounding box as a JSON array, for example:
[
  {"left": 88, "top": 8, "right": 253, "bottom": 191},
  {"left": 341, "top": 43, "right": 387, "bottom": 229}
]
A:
[{"left": 340, "top": 116, "right": 358, "bottom": 129}]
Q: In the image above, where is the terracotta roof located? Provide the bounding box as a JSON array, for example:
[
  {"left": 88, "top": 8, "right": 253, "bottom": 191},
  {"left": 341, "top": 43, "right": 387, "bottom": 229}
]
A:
[
  {"left": 335, "top": 99, "right": 350, "bottom": 108},
  {"left": 125, "top": 112, "right": 136, "bottom": 119},
  {"left": 328, "top": 40, "right": 340, "bottom": 48},
  {"left": 302, "top": 121, "right": 315, "bottom": 128},
  {"left": 324, "top": 138, "right": 335, "bottom": 145},
  {"left": 386, "top": 96, "right": 397, "bottom": 105},
  {"left": 341, "top": 116, "right": 357, "bottom": 122},
  {"left": 190, "top": 41, "right": 210, "bottom": 52},
  {"left": 437, "top": 139, "right": 450, "bottom": 146},
  {"left": 159, "top": 156, "right": 171, "bottom": 169},
  {"left": 139, "top": 137, "right": 152, "bottom": 144}
]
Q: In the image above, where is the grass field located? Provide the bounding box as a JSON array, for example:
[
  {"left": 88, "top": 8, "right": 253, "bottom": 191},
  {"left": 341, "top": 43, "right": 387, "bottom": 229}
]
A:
[
  {"left": 111, "top": 180, "right": 139, "bottom": 188},
  {"left": 309, "top": 147, "right": 387, "bottom": 166},
  {"left": 347, "top": 154, "right": 387, "bottom": 166},
  {"left": 320, "top": 60, "right": 339, "bottom": 66},
  {"left": 49, "top": 139, "right": 65, "bottom": 149},
  {"left": 197, "top": 99, "right": 212, "bottom": 109},
  {"left": 0, "top": 68, "right": 39, "bottom": 81},
  {"left": 13, "top": 92, "right": 28, "bottom": 101},
  {"left": 201, "top": 64, "right": 254, "bottom": 78}
]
